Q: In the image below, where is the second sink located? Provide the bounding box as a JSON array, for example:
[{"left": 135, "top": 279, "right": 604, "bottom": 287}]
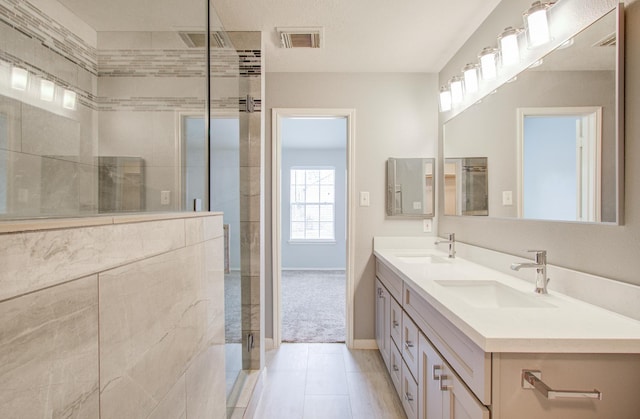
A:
[{"left": 434, "top": 280, "right": 556, "bottom": 309}]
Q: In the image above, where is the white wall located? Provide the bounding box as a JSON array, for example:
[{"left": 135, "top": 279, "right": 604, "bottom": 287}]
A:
[
  {"left": 265, "top": 73, "right": 439, "bottom": 340},
  {"left": 439, "top": 0, "right": 640, "bottom": 287}
]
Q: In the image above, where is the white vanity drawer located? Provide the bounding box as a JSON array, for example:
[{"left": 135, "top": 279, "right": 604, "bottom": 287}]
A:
[
  {"left": 389, "top": 340, "right": 403, "bottom": 396},
  {"left": 390, "top": 296, "right": 402, "bottom": 348},
  {"left": 376, "top": 259, "right": 403, "bottom": 302},
  {"left": 404, "top": 283, "right": 491, "bottom": 405},
  {"left": 402, "top": 311, "right": 419, "bottom": 380},
  {"left": 401, "top": 360, "right": 419, "bottom": 419}
]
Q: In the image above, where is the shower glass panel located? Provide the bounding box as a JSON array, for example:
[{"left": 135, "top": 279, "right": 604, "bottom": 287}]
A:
[{"left": 0, "top": 0, "right": 210, "bottom": 219}]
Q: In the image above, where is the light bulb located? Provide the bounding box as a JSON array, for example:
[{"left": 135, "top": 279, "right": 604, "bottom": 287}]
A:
[
  {"left": 463, "top": 64, "right": 479, "bottom": 94},
  {"left": 450, "top": 76, "right": 464, "bottom": 105},
  {"left": 524, "top": 1, "right": 551, "bottom": 47},
  {"left": 479, "top": 47, "right": 498, "bottom": 81},
  {"left": 498, "top": 27, "right": 521, "bottom": 67},
  {"left": 439, "top": 86, "right": 452, "bottom": 112}
]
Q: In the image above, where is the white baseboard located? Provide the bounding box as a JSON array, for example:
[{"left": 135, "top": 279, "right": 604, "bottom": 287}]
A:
[{"left": 352, "top": 339, "right": 378, "bottom": 350}]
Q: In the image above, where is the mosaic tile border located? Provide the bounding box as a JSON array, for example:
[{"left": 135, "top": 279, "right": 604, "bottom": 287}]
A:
[{"left": 0, "top": 0, "right": 97, "bottom": 75}]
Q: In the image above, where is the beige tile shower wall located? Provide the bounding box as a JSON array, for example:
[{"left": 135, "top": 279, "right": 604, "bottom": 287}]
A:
[
  {"left": 97, "top": 31, "right": 241, "bottom": 212},
  {"left": 0, "top": 213, "right": 226, "bottom": 419}
]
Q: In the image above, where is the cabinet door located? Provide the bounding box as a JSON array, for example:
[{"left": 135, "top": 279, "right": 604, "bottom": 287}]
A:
[
  {"left": 389, "top": 340, "right": 403, "bottom": 395},
  {"left": 441, "top": 365, "right": 490, "bottom": 419},
  {"left": 419, "top": 333, "right": 444, "bottom": 419},
  {"left": 401, "top": 360, "right": 419, "bottom": 419},
  {"left": 375, "top": 279, "right": 391, "bottom": 368},
  {"left": 402, "top": 311, "right": 419, "bottom": 379}
]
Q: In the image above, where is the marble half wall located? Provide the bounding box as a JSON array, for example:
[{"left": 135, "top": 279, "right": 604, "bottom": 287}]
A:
[{"left": 0, "top": 213, "right": 225, "bottom": 419}]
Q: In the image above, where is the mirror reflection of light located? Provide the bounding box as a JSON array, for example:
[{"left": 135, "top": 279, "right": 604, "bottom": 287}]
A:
[
  {"left": 40, "top": 79, "right": 55, "bottom": 101},
  {"left": 11, "top": 67, "right": 29, "bottom": 90},
  {"left": 62, "top": 89, "right": 77, "bottom": 110}
]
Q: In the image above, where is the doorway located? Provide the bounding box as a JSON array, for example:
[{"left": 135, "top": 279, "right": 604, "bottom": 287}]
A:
[
  {"left": 517, "top": 107, "right": 602, "bottom": 222},
  {"left": 272, "top": 108, "right": 356, "bottom": 348}
]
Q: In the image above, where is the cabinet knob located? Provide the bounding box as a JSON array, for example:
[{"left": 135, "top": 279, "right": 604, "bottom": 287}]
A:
[
  {"left": 393, "top": 320, "right": 399, "bottom": 328},
  {"left": 393, "top": 364, "right": 399, "bottom": 372},
  {"left": 404, "top": 341, "right": 414, "bottom": 349},
  {"left": 404, "top": 392, "right": 414, "bottom": 402}
]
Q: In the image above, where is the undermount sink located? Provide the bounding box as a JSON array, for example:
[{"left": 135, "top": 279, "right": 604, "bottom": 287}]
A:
[
  {"left": 396, "top": 254, "right": 450, "bottom": 264},
  {"left": 434, "top": 280, "right": 556, "bottom": 309}
]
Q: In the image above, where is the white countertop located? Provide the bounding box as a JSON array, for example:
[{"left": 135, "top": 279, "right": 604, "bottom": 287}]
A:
[{"left": 374, "top": 240, "right": 640, "bottom": 354}]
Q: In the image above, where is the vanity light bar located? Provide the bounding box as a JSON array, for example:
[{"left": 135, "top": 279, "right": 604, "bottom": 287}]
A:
[{"left": 439, "top": 1, "right": 555, "bottom": 114}]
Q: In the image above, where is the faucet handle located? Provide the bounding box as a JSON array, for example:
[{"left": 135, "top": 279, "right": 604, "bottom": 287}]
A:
[{"left": 526, "top": 249, "right": 546, "bottom": 264}]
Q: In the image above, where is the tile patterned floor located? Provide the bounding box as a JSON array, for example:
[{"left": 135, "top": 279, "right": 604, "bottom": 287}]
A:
[{"left": 254, "top": 343, "right": 407, "bottom": 419}]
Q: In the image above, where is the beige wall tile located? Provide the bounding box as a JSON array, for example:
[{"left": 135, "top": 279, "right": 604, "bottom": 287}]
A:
[
  {"left": 186, "top": 344, "right": 226, "bottom": 419},
  {"left": 0, "top": 218, "right": 185, "bottom": 300},
  {"left": 0, "top": 276, "right": 99, "bottom": 419},
  {"left": 147, "top": 375, "right": 187, "bottom": 419},
  {"left": 99, "top": 238, "right": 225, "bottom": 419}
]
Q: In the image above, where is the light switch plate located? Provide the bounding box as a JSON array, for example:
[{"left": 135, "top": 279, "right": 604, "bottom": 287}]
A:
[
  {"left": 161, "top": 190, "right": 171, "bottom": 205},
  {"left": 360, "top": 191, "right": 370, "bottom": 207},
  {"left": 502, "top": 190, "right": 513, "bottom": 206},
  {"left": 423, "top": 219, "right": 432, "bottom": 233}
]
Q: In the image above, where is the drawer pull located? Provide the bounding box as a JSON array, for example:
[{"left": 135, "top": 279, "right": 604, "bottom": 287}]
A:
[
  {"left": 404, "top": 341, "right": 414, "bottom": 349},
  {"left": 404, "top": 392, "right": 414, "bottom": 402},
  {"left": 439, "top": 374, "right": 450, "bottom": 392},
  {"left": 432, "top": 365, "right": 442, "bottom": 380},
  {"left": 393, "top": 320, "right": 399, "bottom": 328},
  {"left": 393, "top": 364, "right": 399, "bottom": 372},
  {"left": 522, "top": 370, "right": 602, "bottom": 400}
]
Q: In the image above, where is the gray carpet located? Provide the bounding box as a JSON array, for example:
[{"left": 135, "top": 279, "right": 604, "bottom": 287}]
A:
[
  {"left": 281, "top": 270, "right": 346, "bottom": 343},
  {"left": 224, "top": 270, "right": 346, "bottom": 344}
]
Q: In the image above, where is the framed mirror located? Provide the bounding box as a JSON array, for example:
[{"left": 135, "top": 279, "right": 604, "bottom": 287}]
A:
[
  {"left": 386, "top": 157, "right": 435, "bottom": 217},
  {"left": 443, "top": 4, "right": 623, "bottom": 223}
]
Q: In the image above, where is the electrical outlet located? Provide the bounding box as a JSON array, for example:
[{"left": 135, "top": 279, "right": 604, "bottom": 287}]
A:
[
  {"left": 161, "top": 190, "right": 171, "bottom": 205},
  {"left": 413, "top": 201, "right": 422, "bottom": 210},
  {"left": 423, "top": 219, "right": 432, "bottom": 233}
]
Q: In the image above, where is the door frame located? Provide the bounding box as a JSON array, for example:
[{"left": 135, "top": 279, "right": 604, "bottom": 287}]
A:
[{"left": 271, "top": 108, "right": 356, "bottom": 348}]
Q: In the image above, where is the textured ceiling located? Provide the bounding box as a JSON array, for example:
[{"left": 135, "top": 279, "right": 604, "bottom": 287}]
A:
[{"left": 57, "top": 0, "right": 503, "bottom": 73}]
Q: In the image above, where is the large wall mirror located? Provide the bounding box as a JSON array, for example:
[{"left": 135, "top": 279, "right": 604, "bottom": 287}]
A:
[{"left": 443, "top": 3, "right": 623, "bottom": 223}]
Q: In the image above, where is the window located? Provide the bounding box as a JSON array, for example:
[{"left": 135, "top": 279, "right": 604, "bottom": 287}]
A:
[{"left": 290, "top": 168, "right": 335, "bottom": 241}]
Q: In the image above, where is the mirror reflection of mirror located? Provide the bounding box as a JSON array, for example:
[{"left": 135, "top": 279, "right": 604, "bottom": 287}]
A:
[
  {"left": 386, "top": 157, "right": 435, "bottom": 218},
  {"left": 443, "top": 7, "right": 620, "bottom": 223},
  {"left": 444, "top": 157, "right": 488, "bottom": 216}
]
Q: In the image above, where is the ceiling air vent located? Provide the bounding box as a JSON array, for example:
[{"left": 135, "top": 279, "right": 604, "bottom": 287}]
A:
[
  {"left": 277, "top": 27, "right": 322, "bottom": 48},
  {"left": 593, "top": 32, "right": 616, "bottom": 47},
  {"left": 178, "top": 31, "right": 227, "bottom": 48}
]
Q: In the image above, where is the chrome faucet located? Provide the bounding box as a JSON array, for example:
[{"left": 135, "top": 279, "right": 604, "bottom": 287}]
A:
[
  {"left": 510, "top": 250, "right": 550, "bottom": 294},
  {"left": 435, "top": 233, "right": 456, "bottom": 258}
]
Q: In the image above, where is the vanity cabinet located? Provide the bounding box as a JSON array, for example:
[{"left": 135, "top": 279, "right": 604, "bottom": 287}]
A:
[
  {"left": 375, "top": 256, "right": 640, "bottom": 419},
  {"left": 419, "top": 333, "right": 490, "bottom": 419},
  {"left": 375, "top": 278, "right": 391, "bottom": 369}
]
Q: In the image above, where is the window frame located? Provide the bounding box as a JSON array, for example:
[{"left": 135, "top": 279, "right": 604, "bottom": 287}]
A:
[{"left": 288, "top": 166, "right": 336, "bottom": 243}]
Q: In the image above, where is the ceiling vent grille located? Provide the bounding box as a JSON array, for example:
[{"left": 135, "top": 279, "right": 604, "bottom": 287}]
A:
[
  {"left": 277, "top": 27, "right": 322, "bottom": 48},
  {"left": 593, "top": 32, "right": 616, "bottom": 47},
  {"left": 178, "top": 31, "right": 226, "bottom": 48}
]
